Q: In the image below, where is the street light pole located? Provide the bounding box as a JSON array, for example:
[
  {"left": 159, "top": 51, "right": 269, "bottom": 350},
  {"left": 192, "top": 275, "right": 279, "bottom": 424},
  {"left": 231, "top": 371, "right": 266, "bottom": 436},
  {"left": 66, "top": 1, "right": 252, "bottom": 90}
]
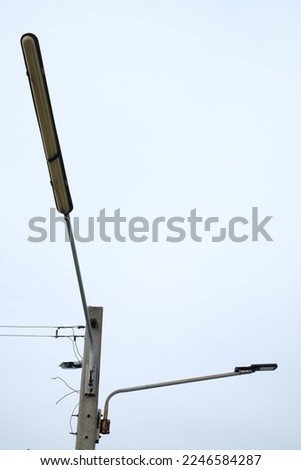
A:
[
  {"left": 20, "top": 32, "right": 95, "bottom": 384},
  {"left": 100, "top": 363, "right": 278, "bottom": 435}
]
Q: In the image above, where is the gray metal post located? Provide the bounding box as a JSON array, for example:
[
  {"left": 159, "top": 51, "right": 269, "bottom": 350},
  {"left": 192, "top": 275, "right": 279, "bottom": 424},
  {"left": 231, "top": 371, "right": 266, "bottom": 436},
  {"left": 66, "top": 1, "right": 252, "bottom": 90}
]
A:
[{"left": 76, "top": 306, "right": 103, "bottom": 450}]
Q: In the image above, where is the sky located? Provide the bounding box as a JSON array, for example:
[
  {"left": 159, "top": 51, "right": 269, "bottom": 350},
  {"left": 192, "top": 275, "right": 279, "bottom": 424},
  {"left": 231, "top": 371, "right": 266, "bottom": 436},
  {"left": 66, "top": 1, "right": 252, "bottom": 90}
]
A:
[{"left": 0, "top": 0, "right": 300, "bottom": 450}]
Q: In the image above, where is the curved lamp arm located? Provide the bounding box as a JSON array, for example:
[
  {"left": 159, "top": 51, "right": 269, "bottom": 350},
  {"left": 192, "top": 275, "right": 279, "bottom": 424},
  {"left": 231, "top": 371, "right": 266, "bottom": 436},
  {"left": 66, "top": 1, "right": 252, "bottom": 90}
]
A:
[
  {"left": 100, "top": 363, "right": 277, "bottom": 434},
  {"left": 100, "top": 368, "right": 253, "bottom": 435}
]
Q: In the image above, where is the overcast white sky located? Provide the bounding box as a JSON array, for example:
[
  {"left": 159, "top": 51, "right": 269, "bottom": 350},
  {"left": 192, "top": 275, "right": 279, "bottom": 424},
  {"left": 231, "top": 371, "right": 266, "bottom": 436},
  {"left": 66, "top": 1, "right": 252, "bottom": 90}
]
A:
[{"left": 0, "top": 0, "right": 300, "bottom": 450}]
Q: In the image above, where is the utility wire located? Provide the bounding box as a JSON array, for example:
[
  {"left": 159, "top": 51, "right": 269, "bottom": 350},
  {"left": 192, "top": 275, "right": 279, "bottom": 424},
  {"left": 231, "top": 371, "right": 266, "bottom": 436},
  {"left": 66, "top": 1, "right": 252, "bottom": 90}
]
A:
[
  {"left": 0, "top": 325, "right": 85, "bottom": 329},
  {"left": 0, "top": 325, "right": 85, "bottom": 338},
  {"left": 0, "top": 334, "right": 84, "bottom": 338}
]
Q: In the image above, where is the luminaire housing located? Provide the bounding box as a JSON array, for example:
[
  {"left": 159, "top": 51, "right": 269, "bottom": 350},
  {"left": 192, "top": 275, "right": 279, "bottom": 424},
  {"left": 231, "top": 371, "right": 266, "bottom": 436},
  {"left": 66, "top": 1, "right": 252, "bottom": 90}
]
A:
[
  {"left": 234, "top": 363, "right": 278, "bottom": 373},
  {"left": 20, "top": 33, "right": 73, "bottom": 215}
]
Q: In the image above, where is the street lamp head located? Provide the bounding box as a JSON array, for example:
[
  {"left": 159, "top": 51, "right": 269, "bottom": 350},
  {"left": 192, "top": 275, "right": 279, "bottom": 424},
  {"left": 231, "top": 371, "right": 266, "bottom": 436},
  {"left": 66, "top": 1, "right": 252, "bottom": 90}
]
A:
[
  {"left": 59, "top": 361, "right": 82, "bottom": 369},
  {"left": 21, "top": 33, "right": 58, "bottom": 159},
  {"left": 234, "top": 363, "right": 278, "bottom": 373},
  {"left": 20, "top": 33, "right": 73, "bottom": 215}
]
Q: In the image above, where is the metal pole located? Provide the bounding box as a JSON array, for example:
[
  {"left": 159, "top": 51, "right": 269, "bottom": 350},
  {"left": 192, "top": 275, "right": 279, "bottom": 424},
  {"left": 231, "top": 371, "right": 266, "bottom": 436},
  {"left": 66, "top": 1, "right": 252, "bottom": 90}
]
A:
[
  {"left": 64, "top": 214, "right": 95, "bottom": 387},
  {"left": 76, "top": 306, "right": 103, "bottom": 449}
]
